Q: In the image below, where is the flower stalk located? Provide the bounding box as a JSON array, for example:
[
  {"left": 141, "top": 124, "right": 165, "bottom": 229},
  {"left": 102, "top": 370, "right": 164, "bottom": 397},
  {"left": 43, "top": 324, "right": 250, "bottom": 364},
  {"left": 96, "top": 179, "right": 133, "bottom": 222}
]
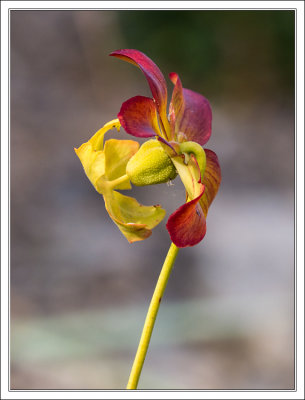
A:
[{"left": 126, "top": 242, "right": 179, "bottom": 389}]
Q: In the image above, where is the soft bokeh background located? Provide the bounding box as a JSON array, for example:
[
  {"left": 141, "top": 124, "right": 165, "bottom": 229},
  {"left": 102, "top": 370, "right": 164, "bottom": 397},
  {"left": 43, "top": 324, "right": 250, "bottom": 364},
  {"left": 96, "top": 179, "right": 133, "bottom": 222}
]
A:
[{"left": 10, "top": 10, "right": 295, "bottom": 390}]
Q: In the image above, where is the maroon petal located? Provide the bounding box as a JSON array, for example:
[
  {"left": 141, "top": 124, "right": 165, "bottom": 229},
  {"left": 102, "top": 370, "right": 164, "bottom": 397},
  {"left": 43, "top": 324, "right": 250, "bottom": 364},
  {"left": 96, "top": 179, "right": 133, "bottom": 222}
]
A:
[
  {"left": 110, "top": 49, "right": 168, "bottom": 118},
  {"left": 118, "top": 96, "right": 161, "bottom": 138},
  {"left": 169, "top": 73, "right": 212, "bottom": 146},
  {"left": 199, "top": 149, "right": 221, "bottom": 217},
  {"left": 169, "top": 72, "right": 185, "bottom": 137},
  {"left": 166, "top": 186, "right": 206, "bottom": 247}
]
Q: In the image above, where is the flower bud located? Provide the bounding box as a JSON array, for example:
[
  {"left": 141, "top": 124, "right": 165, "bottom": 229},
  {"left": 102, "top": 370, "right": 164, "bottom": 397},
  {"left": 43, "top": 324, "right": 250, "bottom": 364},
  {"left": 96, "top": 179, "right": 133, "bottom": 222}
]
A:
[{"left": 126, "top": 140, "right": 177, "bottom": 186}]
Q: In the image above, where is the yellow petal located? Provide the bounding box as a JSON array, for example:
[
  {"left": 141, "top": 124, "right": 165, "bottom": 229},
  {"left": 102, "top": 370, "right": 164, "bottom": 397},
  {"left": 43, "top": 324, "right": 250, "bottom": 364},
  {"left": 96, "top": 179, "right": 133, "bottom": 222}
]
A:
[
  {"left": 89, "top": 119, "right": 121, "bottom": 151},
  {"left": 103, "top": 139, "right": 139, "bottom": 190},
  {"left": 104, "top": 190, "right": 166, "bottom": 243},
  {"left": 75, "top": 119, "right": 139, "bottom": 193},
  {"left": 75, "top": 119, "right": 120, "bottom": 190},
  {"left": 75, "top": 142, "right": 105, "bottom": 190},
  {"left": 171, "top": 154, "right": 202, "bottom": 200}
]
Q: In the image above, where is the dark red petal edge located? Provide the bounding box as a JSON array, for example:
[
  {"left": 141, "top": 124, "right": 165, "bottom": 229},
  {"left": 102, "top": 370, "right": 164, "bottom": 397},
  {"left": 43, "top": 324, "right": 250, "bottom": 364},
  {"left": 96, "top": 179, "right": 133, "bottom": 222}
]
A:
[
  {"left": 200, "top": 149, "right": 221, "bottom": 217},
  {"left": 166, "top": 186, "right": 206, "bottom": 248},
  {"left": 118, "top": 95, "right": 160, "bottom": 138},
  {"left": 169, "top": 72, "right": 212, "bottom": 146},
  {"left": 110, "top": 49, "right": 168, "bottom": 116}
]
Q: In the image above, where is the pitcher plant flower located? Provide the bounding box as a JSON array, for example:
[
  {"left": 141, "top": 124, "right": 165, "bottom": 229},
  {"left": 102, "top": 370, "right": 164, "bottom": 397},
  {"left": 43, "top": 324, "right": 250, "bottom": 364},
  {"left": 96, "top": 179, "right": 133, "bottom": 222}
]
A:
[
  {"left": 75, "top": 49, "right": 221, "bottom": 389},
  {"left": 110, "top": 49, "right": 221, "bottom": 248}
]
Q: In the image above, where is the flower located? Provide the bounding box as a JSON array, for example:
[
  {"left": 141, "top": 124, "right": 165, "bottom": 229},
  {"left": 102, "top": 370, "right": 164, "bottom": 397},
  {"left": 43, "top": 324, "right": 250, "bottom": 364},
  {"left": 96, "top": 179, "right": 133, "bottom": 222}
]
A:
[
  {"left": 75, "top": 119, "right": 166, "bottom": 243},
  {"left": 110, "top": 49, "right": 221, "bottom": 247}
]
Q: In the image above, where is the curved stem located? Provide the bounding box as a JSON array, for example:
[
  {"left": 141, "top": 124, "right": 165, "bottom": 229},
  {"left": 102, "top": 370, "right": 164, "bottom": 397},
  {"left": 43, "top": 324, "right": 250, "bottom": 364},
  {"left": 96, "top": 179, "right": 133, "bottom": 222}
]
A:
[{"left": 126, "top": 242, "right": 180, "bottom": 390}]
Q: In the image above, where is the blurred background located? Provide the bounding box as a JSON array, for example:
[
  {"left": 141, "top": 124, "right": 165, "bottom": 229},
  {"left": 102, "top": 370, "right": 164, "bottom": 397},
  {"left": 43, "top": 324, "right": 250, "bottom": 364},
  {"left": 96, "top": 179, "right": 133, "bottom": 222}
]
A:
[{"left": 10, "top": 10, "right": 295, "bottom": 390}]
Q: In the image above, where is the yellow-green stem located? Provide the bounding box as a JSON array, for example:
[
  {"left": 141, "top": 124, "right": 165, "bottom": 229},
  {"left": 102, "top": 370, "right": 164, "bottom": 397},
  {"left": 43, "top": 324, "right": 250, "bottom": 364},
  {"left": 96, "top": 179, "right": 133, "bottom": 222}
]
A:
[{"left": 126, "top": 242, "right": 180, "bottom": 390}]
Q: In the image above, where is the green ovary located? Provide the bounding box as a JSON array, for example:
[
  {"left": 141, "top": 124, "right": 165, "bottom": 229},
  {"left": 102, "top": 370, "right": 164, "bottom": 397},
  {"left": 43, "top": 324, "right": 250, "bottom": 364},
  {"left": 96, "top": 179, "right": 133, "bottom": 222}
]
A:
[{"left": 126, "top": 139, "right": 177, "bottom": 186}]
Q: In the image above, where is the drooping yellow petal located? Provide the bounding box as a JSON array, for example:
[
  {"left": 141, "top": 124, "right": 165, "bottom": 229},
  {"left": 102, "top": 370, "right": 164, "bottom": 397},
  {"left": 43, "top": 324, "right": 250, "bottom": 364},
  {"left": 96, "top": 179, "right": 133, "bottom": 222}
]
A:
[
  {"left": 89, "top": 119, "right": 121, "bottom": 151},
  {"left": 75, "top": 142, "right": 105, "bottom": 190},
  {"left": 104, "top": 190, "right": 166, "bottom": 243},
  {"left": 75, "top": 119, "right": 139, "bottom": 193},
  {"left": 102, "top": 139, "right": 139, "bottom": 190}
]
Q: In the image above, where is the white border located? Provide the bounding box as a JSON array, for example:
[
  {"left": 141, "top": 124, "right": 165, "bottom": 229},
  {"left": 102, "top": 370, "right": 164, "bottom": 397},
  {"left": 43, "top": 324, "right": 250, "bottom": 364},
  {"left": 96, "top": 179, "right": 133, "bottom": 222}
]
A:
[
  {"left": 295, "top": 1, "right": 305, "bottom": 398},
  {"left": 1, "top": 0, "right": 304, "bottom": 10},
  {"left": 1, "top": 1, "right": 304, "bottom": 399}
]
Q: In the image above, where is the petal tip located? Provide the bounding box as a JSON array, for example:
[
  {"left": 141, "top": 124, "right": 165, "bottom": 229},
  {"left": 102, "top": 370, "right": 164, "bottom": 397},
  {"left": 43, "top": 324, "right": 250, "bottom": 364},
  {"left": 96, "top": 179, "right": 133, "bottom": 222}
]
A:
[
  {"left": 169, "top": 72, "right": 178, "bottom": 84},
  {"left": 166, "top": 189, "right": 206, "bottom": 248},
  {"left": 109, "top": 49, "right": 126, "bottom": 56}
]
